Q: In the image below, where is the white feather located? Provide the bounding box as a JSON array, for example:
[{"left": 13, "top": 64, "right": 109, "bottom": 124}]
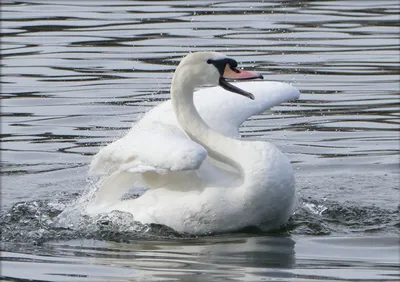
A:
[{"left": 83, "top": 52, "right": 300, "bottom": 234}]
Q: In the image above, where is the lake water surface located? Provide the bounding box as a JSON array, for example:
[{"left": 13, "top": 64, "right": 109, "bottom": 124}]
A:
[{"left": 1, "top": 1, "right": 399, "bottom": 281}]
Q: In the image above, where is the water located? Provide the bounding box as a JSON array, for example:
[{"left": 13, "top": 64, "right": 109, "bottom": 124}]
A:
[{"left": 1, "top": 0, "right": 399, "bottom": 281}]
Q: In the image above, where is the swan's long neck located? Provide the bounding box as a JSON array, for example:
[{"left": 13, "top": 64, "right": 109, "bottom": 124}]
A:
[{"left": 171, "top": 70, "right": 244, "bottom": 174}]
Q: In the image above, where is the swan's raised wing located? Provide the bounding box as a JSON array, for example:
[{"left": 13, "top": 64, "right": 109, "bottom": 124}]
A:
[
  {"left": 89, "top": 120, "right": 207, "bottom": 176},
  {"left": 144, "top": 81, "right": 300, "bottom": 138}
]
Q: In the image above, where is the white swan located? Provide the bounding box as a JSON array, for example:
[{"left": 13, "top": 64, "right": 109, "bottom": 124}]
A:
[{"left": 87, "top": 52, "right": 300, "bottom": 234}]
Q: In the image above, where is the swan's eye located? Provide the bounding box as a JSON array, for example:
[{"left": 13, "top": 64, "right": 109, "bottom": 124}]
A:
[{"left": 206, "top": 59, "right": 212, "bottom": 64}]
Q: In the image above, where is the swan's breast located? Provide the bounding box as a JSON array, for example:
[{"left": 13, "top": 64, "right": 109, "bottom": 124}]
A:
[{"left": 236, "top": 141, "right": 296, "bottom": 228}]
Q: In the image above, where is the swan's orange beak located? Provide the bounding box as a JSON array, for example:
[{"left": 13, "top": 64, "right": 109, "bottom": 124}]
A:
[
  {"left": 219, "top": 65, "right": 263, "bottom": 100},
  {"left": 222, "top": 64, "right": 263, "bottom": 81}
]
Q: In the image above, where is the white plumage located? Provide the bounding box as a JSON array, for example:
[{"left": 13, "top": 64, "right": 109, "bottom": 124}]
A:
[{"left": 85, "top": 52, "right": 301, "bottom": 234}]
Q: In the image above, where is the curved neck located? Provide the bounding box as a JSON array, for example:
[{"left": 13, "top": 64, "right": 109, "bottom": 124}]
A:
[{"left": 171, "top": 70, "right": 243, "bottom": 174}]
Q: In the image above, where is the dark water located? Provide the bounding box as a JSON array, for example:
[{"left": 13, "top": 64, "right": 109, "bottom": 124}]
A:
[{"left": 1, "top": 0, "right": 399, "bottom": 281}]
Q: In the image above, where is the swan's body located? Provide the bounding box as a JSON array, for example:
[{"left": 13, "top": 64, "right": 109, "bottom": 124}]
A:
[{"left": 87, "top": 52, "right": 300, "bottom": 234}]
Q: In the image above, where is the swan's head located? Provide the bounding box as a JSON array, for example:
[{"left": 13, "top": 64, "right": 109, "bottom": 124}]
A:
[{"left": 174, "top": 52, "right": 263, "bottom": 100}]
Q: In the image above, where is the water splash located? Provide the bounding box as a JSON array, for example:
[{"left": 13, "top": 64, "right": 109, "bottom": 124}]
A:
[
  {"left": 1, "top": 192, "right": 398, "bottom": 248},
  {"left": 288, "top": 198, "right": 400, "bottom": 235}
]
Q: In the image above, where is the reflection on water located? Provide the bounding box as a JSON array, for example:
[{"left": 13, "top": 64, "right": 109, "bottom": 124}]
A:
[
  {"left": 2, "top": 235, "right": 399, "bottom": 281},
  {"left": 1, "top": 0, "right": 399, "bottom": 281},
  {"left": 1, "top": 236, "right": 296, "bottom": 281}
]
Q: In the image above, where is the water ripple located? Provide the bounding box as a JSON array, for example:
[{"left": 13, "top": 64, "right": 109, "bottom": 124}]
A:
[{"left": 1, "top": 1, "right": 399, "bottom": 280}]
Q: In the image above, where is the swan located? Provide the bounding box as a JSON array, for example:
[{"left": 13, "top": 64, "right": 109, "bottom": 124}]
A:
[{"left": 86, "top": 52, "right": 300, "bottom": 234}]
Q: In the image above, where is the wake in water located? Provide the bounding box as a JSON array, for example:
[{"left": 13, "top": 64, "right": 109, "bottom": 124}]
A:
[
  {"left": 1, "top": 187, "right": 398, "bottom": 247},
  {"left": 0, "top": 191, "right": 185, "bottom": 248},
  {"left": 51, "top": 176, "right": 156, "bottom": 237}
]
